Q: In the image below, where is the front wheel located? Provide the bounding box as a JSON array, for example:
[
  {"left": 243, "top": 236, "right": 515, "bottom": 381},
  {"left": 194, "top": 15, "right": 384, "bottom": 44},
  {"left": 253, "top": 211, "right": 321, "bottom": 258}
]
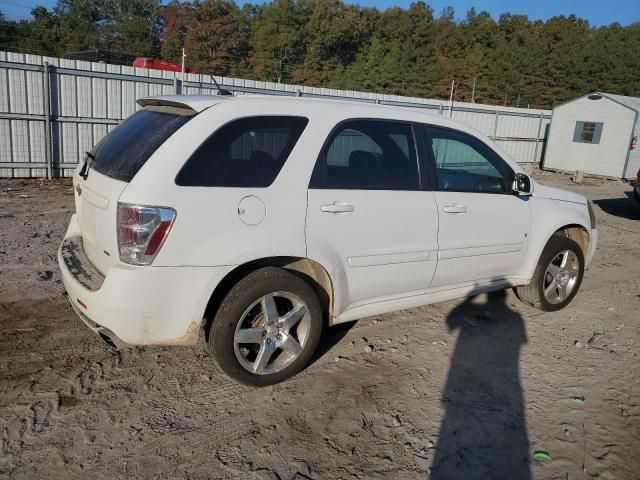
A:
[
  {"left": 515, "top": 234, "right": 585, "bottom": 312},
  {"left": 208, "top": 267, "right": 323, "bottom": 386}
]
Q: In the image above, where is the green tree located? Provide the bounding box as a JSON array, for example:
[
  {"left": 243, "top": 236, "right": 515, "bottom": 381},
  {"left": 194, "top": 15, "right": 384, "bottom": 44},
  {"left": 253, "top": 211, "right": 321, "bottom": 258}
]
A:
[
  {"left": 250, "top": 0, "right": 305, "bottom": 83},
  {"left": 292, "top": 0, "right": 369, "bottom": 86},
  {"left": 3, "top": 0, "right": 640, "bottom": 106},
  {"left": 161, "top": 1, "right": 188, "bottom": 64},
  {"left": 346, "top": 2, "right": 439, "bottom": 97},
  {"left": 53, "top": 0, "right": 108, "bottom": 52},
  {"left": 451, "top": 9, "right": 498, "bottom": 103},
  {"left": 0, "top": 10, "right": 20, "bottom": 53},
  {"left": 535, "top": 15, "right": 592, "bottom": 106},
  {"left": 105, "top": 0, "right": 163, "bottom": 57},
  {"left": 15, "top": 7, "right": 64, "bottom": 56},
  {"left": 182, "top": 0, "right": 250, "bottom": 76},
  {"left": 582, "top": 23, "right": 640, "bottom": 97}
]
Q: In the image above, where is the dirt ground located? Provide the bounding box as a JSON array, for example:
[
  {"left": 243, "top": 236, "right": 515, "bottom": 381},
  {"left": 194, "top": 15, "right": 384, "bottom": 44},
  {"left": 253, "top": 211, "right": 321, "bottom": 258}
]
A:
[{"left": 0, "top": 170, "right": 638, "bottom": 480}]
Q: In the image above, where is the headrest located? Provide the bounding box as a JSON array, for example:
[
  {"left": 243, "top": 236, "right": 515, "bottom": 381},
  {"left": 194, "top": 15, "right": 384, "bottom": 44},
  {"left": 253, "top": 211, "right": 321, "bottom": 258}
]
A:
[{"left": 349, "top": 150, "right": 377, "bottom": 169}]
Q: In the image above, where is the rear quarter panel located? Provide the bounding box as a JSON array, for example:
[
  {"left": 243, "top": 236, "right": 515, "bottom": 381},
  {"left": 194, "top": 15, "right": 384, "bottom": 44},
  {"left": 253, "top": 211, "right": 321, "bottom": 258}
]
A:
[{"left": 118, "top": 100, "right": 332, "bottom": 267}]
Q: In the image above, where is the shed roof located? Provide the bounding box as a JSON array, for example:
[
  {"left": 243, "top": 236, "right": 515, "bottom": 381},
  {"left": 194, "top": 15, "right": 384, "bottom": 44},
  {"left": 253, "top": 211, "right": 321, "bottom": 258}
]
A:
[
  {"left": 602, "top": 93, "right": 640, "bottom": 114},
  {"left": 557, "top": 92, "right": 640, "bottom": 114}
]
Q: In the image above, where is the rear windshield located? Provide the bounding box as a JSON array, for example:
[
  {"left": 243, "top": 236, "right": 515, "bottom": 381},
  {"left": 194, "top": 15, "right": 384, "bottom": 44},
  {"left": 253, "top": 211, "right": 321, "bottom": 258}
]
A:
[{"left": 91, "top": 108, "right": 193, "bottom": 182}]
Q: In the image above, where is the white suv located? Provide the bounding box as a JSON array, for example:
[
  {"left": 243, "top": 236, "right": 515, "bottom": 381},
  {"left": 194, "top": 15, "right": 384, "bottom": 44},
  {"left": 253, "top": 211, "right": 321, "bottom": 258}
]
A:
[{"left": 59, "top": 95, "right": 598, "bottom": 385}]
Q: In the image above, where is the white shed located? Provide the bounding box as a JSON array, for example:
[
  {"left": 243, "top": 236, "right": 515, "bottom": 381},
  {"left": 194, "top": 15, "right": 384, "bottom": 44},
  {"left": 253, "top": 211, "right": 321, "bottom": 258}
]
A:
[{"left": 543, "top": 92, "right": 639, "bottom": 179}]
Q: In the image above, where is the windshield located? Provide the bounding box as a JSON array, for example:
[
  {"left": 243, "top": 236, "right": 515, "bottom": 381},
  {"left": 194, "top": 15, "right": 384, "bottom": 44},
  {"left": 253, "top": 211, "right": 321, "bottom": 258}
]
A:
[{"left": 90, "top": 108, "right": 193, "bottom": 182}]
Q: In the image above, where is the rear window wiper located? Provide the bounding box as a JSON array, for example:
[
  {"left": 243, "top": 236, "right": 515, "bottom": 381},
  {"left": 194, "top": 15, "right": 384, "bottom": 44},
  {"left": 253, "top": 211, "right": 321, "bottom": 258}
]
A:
[{"left": 79, "top": 151, "right": 95, "bottom": 180}]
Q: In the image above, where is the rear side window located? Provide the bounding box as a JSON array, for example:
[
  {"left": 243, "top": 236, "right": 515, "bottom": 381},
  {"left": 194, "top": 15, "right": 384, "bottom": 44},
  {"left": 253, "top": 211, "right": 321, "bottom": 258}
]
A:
[
  {"left": 310, "top": 120, "right": 419, "bottom": 190},
  {"left": 176, "top": 116, "right": 309, "bottom": 187},
  {"left": 92, "top": 108, "right": 193, "bottom": 182}
]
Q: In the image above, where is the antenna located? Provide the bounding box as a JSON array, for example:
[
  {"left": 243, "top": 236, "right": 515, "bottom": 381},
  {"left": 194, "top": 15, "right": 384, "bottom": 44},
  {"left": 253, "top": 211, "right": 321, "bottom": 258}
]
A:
[{"left": 209, "top": 74, "right": 233, "bottom": 96}]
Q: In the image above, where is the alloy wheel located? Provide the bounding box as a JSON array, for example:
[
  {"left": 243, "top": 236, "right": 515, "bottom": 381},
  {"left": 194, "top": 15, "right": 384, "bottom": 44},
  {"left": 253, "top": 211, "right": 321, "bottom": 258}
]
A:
[
  {"left": 543, "top": 250, "right": 580, "bottom": 304},
  {"left": 233, "top": 291, "right": 311, "bottom": 375}
]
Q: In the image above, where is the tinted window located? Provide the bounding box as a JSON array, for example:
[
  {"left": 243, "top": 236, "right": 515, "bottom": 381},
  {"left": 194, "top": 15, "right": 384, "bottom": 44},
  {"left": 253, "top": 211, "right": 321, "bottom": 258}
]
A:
[
  {"left": 176, "top": 116, "right": 308, "bottom": 187},
  {"left": 426, "top": 127, "right": 512, "bottom": 194},
  {"left": 92, "top": 108, "right": 193, "bottom": 182},
  {"left": 310, "top": 120, "right": 419, "bottom": 190}
]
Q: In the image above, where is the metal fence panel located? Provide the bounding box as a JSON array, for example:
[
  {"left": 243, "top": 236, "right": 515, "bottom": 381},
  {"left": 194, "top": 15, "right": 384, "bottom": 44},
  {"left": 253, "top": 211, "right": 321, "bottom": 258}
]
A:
[
  {"left": 450, "top": 109, "right": 496, "bottom": 136},
  {"left": 0, "top": 51, "right": 551, "bottom": 178},
  {"left": 498, "top": 140, "right": 539, "bottom": 164}
]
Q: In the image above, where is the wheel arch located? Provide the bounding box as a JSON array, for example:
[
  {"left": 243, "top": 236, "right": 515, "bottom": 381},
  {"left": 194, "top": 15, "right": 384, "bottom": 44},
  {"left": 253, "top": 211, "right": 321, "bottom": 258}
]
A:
[
  {"left": 522, "top": 220, "right": 591, "bottom": 282},
  {"left": 202, "top": 256, "right": 334, "bottom": 341},
  {"left": 554, "top": 224, "right": 591, "bottom": 259}
]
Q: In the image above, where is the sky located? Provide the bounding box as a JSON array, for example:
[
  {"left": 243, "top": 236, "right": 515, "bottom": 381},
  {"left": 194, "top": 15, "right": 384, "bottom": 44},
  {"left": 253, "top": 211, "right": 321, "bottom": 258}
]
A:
[{"left": 1, "top": 0, "right": 638, "bottom": 27}]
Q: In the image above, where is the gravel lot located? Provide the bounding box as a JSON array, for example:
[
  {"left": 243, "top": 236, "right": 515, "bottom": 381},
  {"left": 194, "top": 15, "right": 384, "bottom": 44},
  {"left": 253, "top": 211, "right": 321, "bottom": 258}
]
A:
[{"left": 1, "top": 170, "right": 638, "bottom": 480}]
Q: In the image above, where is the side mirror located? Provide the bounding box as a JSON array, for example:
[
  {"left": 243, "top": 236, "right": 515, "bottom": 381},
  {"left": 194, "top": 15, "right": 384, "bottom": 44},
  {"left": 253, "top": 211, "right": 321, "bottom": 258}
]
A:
[{"left": 512, "top": 173, "right": 533, "bottom": 196}]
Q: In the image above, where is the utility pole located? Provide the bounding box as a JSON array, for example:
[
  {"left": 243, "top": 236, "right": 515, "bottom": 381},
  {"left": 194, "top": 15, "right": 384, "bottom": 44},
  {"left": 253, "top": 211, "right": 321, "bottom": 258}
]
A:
[
  {"left": 471, "top": 77, "right": 476, "bottom": 103},
  {"left": 181, "top": 48, "right": 186, "bottom": 82},
  {"left": 448, "top": 79, "right": 455, "bottom": 117}
]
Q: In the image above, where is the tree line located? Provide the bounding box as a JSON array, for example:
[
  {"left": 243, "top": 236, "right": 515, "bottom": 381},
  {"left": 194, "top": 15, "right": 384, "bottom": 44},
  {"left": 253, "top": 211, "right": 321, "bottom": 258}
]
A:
[{"left": 1, "top": 0, "right": 639, "bottom": 108}]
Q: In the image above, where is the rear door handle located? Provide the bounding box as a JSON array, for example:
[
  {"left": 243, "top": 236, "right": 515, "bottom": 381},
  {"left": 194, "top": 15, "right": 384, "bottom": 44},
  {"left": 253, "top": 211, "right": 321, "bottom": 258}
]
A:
[
  {"left": 321, "top": 202, "right": 354, "bottom": 213},
  {"left": 442, "top": 204, "right": 468, "bottom": 214}
]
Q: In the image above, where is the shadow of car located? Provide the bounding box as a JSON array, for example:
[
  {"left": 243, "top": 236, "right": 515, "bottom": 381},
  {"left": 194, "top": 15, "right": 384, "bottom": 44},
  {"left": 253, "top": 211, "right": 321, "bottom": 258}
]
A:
[{"left": 594, "top": 194, "right": 640, "bottom": 221}]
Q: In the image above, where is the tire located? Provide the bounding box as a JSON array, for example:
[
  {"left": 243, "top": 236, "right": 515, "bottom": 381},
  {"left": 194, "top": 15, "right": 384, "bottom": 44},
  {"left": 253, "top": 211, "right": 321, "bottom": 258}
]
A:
[
  {"left": 208, "top": 267, "right": 323, "bottom": 386},
  {"left": 515, "top": 233, "right": 585, "bottom": 312}
]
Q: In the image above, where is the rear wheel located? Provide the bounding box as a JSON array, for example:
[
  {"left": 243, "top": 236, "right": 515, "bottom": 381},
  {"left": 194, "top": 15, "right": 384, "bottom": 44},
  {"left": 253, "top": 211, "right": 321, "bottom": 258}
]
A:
[
  {"left": 208, "top": 267, "right": 322, "bottom": 386},
  {"left": 515, "top": 234, "right": 584, "bottom": 312}
]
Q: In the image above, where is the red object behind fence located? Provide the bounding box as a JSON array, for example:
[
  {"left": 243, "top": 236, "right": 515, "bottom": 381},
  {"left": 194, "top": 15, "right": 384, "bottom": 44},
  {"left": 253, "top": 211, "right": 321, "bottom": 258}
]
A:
[{"left": 132, "top": 57, "right": 196, "bottom": 74}]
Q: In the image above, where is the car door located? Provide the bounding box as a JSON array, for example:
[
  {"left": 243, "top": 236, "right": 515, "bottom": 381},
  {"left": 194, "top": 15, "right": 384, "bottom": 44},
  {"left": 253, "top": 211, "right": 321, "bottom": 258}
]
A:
[
  {"left": 306, "top": 119, "right": 440, "bottom": 309},
  {"left": 419, "top": 125, "right": 531, "bottom": 288}
]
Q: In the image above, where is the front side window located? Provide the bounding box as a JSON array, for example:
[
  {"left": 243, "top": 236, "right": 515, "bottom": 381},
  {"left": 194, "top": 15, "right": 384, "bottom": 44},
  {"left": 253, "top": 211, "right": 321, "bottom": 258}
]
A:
[
  {"left": 310, "top": 120, "right": 419, "bottom": 190},
  {"left": 425, "top": 126, "right": 512, "bottom": 194},
  {"left": 573, "top": 121, "right": 603, "bottom": 144},
  {"left": 176, "top": 116, "right": 308, "bottom": 187}
]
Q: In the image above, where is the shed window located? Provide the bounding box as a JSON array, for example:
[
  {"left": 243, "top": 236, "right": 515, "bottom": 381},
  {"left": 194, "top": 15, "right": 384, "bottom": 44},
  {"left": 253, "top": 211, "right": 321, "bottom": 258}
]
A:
[{"left": 573, "top": 121, "right": 603, "bottom": 144}]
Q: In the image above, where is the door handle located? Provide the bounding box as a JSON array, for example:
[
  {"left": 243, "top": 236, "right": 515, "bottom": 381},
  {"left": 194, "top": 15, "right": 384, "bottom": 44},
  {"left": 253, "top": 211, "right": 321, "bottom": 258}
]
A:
[
  {"left": 321, "top": 202, "right": 354, "bottom": 213},
  {"left": 442, "top": 204, "right": 468, "bottom": 214}
]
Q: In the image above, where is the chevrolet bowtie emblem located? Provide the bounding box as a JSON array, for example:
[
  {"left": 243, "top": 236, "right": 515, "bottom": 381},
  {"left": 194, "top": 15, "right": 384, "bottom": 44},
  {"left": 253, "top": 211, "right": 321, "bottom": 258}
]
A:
[{"left": 75, "top": 184, "right": 82, "bottom": 196}]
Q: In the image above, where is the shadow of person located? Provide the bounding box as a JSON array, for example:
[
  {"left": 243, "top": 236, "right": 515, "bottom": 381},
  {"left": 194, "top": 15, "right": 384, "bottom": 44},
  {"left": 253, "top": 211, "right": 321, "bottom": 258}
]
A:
[{"left": 430, "top": 289, "right": 531, "bottom": 479}]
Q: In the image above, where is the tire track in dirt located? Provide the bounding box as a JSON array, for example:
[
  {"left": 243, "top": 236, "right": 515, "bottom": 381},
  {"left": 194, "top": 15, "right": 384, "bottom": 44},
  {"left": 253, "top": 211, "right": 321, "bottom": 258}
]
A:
[{"left": 2, "top": 175, "right": 640, "bottom": 479}]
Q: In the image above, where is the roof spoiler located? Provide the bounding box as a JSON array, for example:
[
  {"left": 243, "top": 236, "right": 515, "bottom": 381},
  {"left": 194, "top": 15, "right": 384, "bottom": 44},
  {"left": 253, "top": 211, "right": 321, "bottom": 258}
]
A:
[{"left": 136, "top": 98, "right": 197, "bottom": 113}]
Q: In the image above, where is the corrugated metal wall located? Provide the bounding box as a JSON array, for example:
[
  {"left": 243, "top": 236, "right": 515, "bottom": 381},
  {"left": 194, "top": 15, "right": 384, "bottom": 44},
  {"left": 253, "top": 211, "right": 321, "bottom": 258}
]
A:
[{"left": 0, "top": 51, "right": 551, "bottom": 178}]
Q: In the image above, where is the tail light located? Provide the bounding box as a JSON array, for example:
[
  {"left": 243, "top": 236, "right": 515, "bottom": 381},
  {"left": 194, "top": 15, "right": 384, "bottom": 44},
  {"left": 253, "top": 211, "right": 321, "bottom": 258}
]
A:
[{"left": 117, "top": 203, "right": 176, "bottom": 265}]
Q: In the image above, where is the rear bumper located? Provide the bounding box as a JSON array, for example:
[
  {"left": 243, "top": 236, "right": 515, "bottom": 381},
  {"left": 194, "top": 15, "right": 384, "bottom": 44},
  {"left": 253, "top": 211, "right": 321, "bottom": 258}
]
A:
[{"left": 58, "top": 214, "right": 234, "bottom": 346}]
